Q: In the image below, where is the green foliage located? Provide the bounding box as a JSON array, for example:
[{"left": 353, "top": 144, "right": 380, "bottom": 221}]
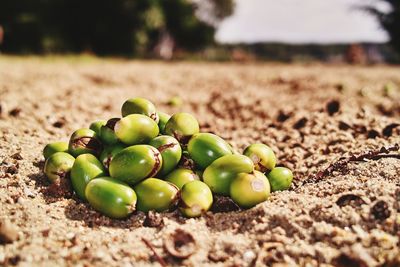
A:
[
  {"left": 0, "top": 0, "right": 235, "bottom": 56},
  {"left": 365, "top": 0, "right": 400, "bottom": 54}
]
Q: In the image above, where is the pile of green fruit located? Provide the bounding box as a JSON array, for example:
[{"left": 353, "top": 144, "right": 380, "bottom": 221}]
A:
[{"left": 43, "top": 98, "right": 293, "bottom": 219}]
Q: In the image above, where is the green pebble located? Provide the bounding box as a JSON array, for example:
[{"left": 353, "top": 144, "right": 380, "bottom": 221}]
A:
[
  {"left": 134, "top": 178, "right": 179, "bottom": 212},
  {"left": 109, "top": 145, "right": 162, "bottom": 185},
  {"left": 230, "top": 171, "right": 270, "bottom": 208},
  {"left": 187, "top": 133, "right": 233, "bottom": 169},
  {"left": 164, "top": 112, "right": 199, "bottom": 143},
  {"left": 68, "top": 128, "right": 102, "bottom": 157},
  {"left": 203, "top": 154, "right": 254, "bottom": 195},
  {"left": 243, "top": 143, "right": 276, "bottom": 172},
  {"left": 85, "top": 177, "right": 137, "bottom": 219},
  {"left": 43, "top": 141, "right": 69, "bottom": 160},
  {"left": 165, "top": 168, "right": 200, "bottom": 189},
  {"left": 44, "top": 152, "right": 75, "bottom": 183},
  {"left": 114, "top": 114, "right": 159, "bottom": 145},
  {"left": 71, "top": 154, "right": 106, "bottom": 200},
  {"left": 267, "top": 167, "right": 293, "bottom": 192},
  {"left": 149, "top": 135, "right": 182, "bottom": 177},
  {"left": 121, "top": 97, "right": 159, "bottom": 123},
  {"left": 179, "top": 180, "right": 213, "bottom": 218}
]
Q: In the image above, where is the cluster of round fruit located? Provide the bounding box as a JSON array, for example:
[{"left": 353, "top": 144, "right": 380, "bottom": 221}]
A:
[{"left": 43, "top": 98, "right": 293, "bottom": 219}]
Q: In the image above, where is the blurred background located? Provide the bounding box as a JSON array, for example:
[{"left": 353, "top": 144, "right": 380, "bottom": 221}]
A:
[{"left": 0, "top": 0, "right": 399, "bottom": 63}]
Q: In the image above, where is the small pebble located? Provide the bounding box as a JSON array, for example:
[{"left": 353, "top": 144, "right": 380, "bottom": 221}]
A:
[
  {"left": 243, "top": 250, "right": 256, "bottom": 262},
  {"left": 0, "top": 219, "right": 19, "bottom": 244}
]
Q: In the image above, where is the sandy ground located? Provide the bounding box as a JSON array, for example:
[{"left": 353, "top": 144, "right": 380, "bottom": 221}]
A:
[{"left": 0, "top": 57, "right": 399, "bottom": 267}]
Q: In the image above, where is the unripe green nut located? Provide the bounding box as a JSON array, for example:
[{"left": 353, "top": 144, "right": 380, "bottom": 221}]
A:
[
  {"left": 164, "top": 113, "right": 199, "bottom": 143},
  {"left": 85, "top": 177, "right": 137, "bottom": 219},
  {"left": 114, "top": 114, "right": 159, "bottom": 145},
  {"left": 134, "top": 178, "right": 179, "bottom": 212},
  {"left": 165, "top": 168, "right": 200, "bottom": 189},
  {"left": 44, "top": 152, "right": 75, "bottom": 182},
  {"left": 109, "top": 145, "right": 162, "bottom": 185},
  {"left": 121, "top": 97, "right": 159, "bottom": 123},
  {"left": 68, "top": 128, "right": 102, "bottom": 157},
  {"left": 243, "top": 144, "right": 276, "bottom": 172},
  {"left": 43, "top": 141, "right": 69, "bottom": 160},
  {"left": 149, "top": 135, "right": 182, "bottom": 177},
  {"left": 187, "top": 133, "right": 233, "bottom": 169},
  {"left": 71, "top": 154, "right": 106, "bottom": 200},
  {"left": 179, "top": 180, "right": 213, "bottom": 218},
  {"left": 267, "top": 167, "right": 293, "bottom": 192},
  {"left": 158, "top": 111, "right": 171, "bottom": 134},
  {"left": 230, "top": 171, "right": 270, "bottom": 208},
  {"left": 100, "top": 118, "right": 120, "bottom": 145},
  {"left": 203, "top": 154, "right": 254, "bottom": 195},
  {"left": 99, "top": 143, "right": 126, "bottom": 169},
  {"left": 167, "top": 96, "right": 182, "bottom": 107},
  {"left": 89, "top": 120, "right": 106, "bottom": 136}
]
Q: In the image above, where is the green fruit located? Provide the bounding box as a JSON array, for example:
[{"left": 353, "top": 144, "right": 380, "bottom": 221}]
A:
[
  {"left": 85, "top": 177, "right": 137, "bottom": 219},
  {"left": 44, "top": 152, "right": 75, "bottom": 182},
  {"left": 100, "top": 118, "right": 120, "bottom": 145},
  {"left": 243, "top": 144, "right": 276, "bottom": 172},
  {"left": 71, "top": 154, "right": 106, "bottom": 200},
  {"left": 230, "top": 171, "right": 270, "bottom": 208},
  {"left": 89, "top": 120, "right": 106, "bottom": 135},
  {"left": 149, "top": 135, "right": 182, "bottom": 177},
  {"left": 43, "top": 142, "right": 69, "bottom": 160},
  {"left": 121, "top": 97, "right": 159, "bottom": 123},
  {"left": 68, "top": 128, "right": 102, "bottom": 157},
  {"left": 109, "top": 145, "right": 162, "bottom": 185},
  {"left": 167, "top": 96, "right": 182, "bottom": 107},
  {"left": 165, "top": 168, "right": 200, "bottom": 189},
  {"left": 267, "top": 167, "right": 293, "bottom": 192},
  {"left": 187, "top": 133, "right": 233, "bottom": 169},
  {"left": 158, "top": 111, "right": 171, "bottom": 134},
  {"left": 114, "top": 114, "right": 159, "bottom": 145},
  {"left": 99, "top": 143, "right": 126, "bottom": 169},
  {"left": 179, "top": 180, "right": 213, "bottom": 218},
  {"left": 134, "top": 178, "right": 179, "bottom": 212},
  {"left": 164, "top": 113, "right": 199, "bottom": 143},
  {"left": 203, "top": 155, "right": 254, "bottom": 195}
]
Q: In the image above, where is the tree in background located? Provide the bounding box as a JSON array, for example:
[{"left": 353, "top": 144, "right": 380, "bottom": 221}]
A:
[
  {"left": 0, "top": 0, "right": 235, "bottom": 57},
  {"left": 365, "top": 0, "right": 400, "bottom": 55}
]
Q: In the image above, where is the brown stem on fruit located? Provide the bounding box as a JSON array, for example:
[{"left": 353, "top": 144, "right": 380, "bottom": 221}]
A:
[
  {"left": 73, "top": 136, "right": 103, "bottom": 154},
  {"left": 150, "top": 112, "right": 158, "bottom": 122},
  {"left": 147, "top": 148, "right": 161, "bottom": 178},
  {"left": 169, "top": 185, "right": 181, "bottom": 211},
  {"left": 105, "top": 118, "right": 120, "bottom": 130},
  {"left": 141, "top": 237, "right": 167, "bottom": 267},
  {"left": 126, "top": 202, "right": 136, "bottom": 213},
  {"left": 157, "top": 143, "right": 177, "bottom": 153},
  {"left": 51, "top": 170, "right": 67, "bottom": 181}
]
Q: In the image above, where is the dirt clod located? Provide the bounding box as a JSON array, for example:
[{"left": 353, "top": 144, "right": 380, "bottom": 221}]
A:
[
  {"left": 336, "top": 194, "right": 366, "bottom": 208},
  {"left": 0, "top": 219, "right": 19, "bottom": 244},
  {"left": 8, "top": 108, "right": 21, "bottom": 117},
  {"left": 327, "top": 100, "right": 340, "bottom": 116},
  {"left": 164, "top": 229, "right": 196, "bottom": 259},
  {"left": 371, "top": 200, "right": 391, "bottom": 221}
]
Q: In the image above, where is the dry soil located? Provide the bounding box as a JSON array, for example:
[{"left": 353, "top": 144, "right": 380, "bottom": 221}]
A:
[{"left": 0, "top": 57, "right": 399, "bottom": 267}]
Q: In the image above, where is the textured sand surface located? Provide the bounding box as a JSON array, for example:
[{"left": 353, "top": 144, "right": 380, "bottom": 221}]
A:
[{"left": 0, "top": 57, "right": 399, "bottom": 266}]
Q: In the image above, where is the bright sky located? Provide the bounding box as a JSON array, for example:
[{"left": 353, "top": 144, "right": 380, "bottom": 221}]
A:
[{"left": 216, "top": 0, "right": 390, "bottom": 44}]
